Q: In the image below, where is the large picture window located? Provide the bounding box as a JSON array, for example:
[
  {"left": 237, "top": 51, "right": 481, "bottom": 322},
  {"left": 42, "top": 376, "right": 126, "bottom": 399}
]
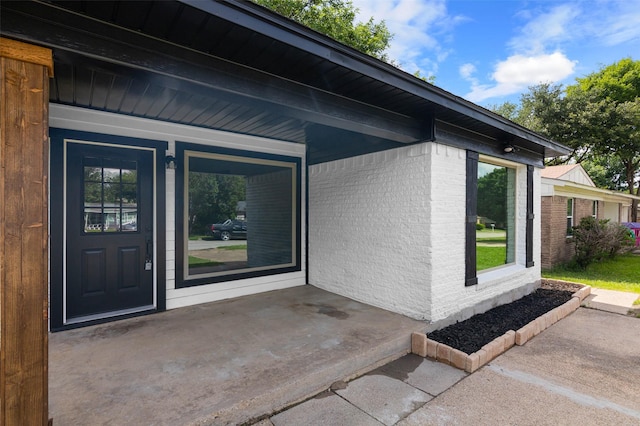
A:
[
  {"left": 176, "top": 145, "right": 301, "bottom": 287},
  {"left": 476, "top": 161, "right": 516, "bottom": 271}
]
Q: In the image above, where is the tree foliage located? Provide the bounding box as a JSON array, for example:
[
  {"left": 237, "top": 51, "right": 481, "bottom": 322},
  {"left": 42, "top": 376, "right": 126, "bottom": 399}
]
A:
[
  {"left": 571, "top": 217, "right": 634, "bottom": 269},
  {"left": 490, "top": 58, "right": 640, "bottom": 220},
  {"left": 188, "top": 173, "right": 246, "bottom": 235},
  {"left": 477, "top": 167, "right": 507, "bottom": 228},
  {"left": 253, "top": 0, "right": 392, "bottom": 61}
]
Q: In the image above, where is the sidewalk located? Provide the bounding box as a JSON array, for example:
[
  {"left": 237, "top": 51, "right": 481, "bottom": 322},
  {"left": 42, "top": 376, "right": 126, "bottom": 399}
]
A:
[
  {"left": 258, "top": 290, "right": 640, "bottom": 425},
  {"left": 582, "top": 287, "right": 640, "bottom": 316}
]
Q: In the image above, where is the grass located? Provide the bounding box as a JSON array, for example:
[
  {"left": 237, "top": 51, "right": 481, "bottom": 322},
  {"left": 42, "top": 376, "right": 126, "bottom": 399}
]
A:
[
  {"left": 543, "top": 253, "right": 640, "bottom": 294},
  {"left": 188, "top": 256, "right": 223, "bottom": 268},
  {"left": 477, "top": 245, "right": 506, "bottom": 271},
  {"left": 476, "top": 229, "right": 506, "bottom": 240},
  {"left": 217, "top": 244, "right": 247, "bottom": 251}
]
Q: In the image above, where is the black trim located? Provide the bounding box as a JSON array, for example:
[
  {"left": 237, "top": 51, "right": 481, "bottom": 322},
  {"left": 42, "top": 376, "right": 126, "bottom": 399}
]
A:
[
  {"left": 182, "top": 0, "right": 570, "bottom": 157},
  {"left": 465, "top": 151, "right": 478, "bottom": 286},
  {"left": 435, "top": 121, "right": 544, "bottom": 168},
  {"left": 49, "top": 128, "right": 167, "bottom": 331},
  {"left": 175, "top": 142, "right": 302, "bottom": 288},
  {"left": 526, "top": 165, "right": 535, "bottom": 268}
]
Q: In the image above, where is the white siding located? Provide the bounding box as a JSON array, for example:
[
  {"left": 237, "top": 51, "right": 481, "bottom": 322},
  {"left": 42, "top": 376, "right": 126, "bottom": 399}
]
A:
[{"left": 50, "top": 104, "right": 306, "bottom": 311}]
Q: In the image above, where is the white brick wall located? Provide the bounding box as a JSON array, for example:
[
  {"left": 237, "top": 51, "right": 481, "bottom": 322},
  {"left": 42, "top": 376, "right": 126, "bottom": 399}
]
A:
[
  {"left": 309, "top": 142, "right": 542, "bottom": 325},
  {"left": 309, "top": 144, "right": 432, "bottom": 319}
]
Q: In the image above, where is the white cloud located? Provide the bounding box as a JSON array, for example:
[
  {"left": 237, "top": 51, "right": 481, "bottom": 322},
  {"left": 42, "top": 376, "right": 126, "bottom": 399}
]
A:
[
  {"left": 464, "top": 0, "right": 640, "bottom": 102},
  {"left": 465, "top": 52, "right": 576, "bottom": 103},
  {"left": 493, "top": 52, "right": 576, "bottom": 85},
  {"left": 459, "top": 63, "right": 476, "bottom": 80},
  {"left": 509, "top": 5, "right": 580, "bottom": 54},
  {"left": 584, "top": 1, "right": 640, "bottom": 46},
  {"left": 352, "top": 0, "right": 465, "bottom": 76}
]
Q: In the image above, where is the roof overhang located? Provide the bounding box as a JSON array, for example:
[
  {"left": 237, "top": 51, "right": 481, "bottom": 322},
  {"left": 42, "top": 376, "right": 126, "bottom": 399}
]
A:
[
  {"left": 1, "top": 0, "right": 571, "bottom": 165},
  {"left": 542, "top": 177, "right": 640, "bottom": 204}
]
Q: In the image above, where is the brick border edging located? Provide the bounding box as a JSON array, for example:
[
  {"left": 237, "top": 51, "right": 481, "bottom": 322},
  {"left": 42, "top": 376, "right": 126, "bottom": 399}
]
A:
[{"left": 411, "top": 285, "right": 591, "bottom": 373}]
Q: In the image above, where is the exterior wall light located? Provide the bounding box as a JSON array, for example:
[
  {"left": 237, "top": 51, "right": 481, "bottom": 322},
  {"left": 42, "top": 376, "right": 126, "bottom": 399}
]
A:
[
  {"left": 165, "top": 154, "right": 177, "bottom": 169},
  {"left": 503, "top": 144, "right": 515, "bottom": 153}
]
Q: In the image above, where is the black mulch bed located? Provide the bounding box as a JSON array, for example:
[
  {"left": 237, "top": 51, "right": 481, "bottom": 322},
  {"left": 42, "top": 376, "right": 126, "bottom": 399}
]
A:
[{"left": 428, "top": 288, "right": 574, "bottom": 355}]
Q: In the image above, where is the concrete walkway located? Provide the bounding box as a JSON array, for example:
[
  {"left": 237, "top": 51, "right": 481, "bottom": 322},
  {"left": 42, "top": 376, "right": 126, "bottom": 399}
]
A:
[
  {"left": 262, "top": 293, "right": 640, "bottom": 425},
  {"left": 583, "top": 287, "right": 640, "bottom": 316}
]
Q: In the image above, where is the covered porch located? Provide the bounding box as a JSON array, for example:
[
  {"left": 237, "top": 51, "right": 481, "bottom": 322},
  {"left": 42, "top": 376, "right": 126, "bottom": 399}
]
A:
[{"left": 49, "top": 285, "right": 425, "bottom": 425}]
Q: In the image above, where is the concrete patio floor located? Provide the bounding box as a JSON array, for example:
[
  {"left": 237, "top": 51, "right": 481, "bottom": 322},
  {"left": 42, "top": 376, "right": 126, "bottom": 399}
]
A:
[{"left": 49, "top": 285, "right": 426, "bottom": 425}]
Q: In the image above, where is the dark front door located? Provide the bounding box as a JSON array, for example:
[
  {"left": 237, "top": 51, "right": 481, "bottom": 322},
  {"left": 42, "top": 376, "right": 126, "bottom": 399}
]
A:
[{"left": 65, "top": 142, "right": 155, "bottom": 323}]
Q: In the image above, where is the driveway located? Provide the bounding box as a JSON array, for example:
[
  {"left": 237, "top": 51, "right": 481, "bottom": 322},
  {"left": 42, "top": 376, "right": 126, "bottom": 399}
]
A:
[
  {"left": 270, "top": 307, "right": 640, "bottom": 425},
  {"left": 400, "top": 308, "right": 640, "bottom": 424}
]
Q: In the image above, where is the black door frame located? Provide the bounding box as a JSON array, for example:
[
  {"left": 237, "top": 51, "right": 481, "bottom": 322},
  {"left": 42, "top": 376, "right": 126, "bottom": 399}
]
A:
[{"left": 50, "top": 128, "right": 167, "bottom": 331}]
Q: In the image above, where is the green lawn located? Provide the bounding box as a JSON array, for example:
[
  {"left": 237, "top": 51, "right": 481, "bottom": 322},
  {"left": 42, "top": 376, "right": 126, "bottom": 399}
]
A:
[
  {"left": 477, "top": 229, "right": 507, "bottom": 270},
  {"left": 188, "top": 256, "right": 223, "bottom": 268},
  {"left": 543, "top": 253, "right": 640, "bottom": 294},
  {"left": 217, "top": 244, "right": 247, "bottom": 251},
  {"left": 477, "top": 245, "right": 506, "bottom": 271},
  {"left": 477, "top": 229, "right": 506, "bottom": 241}
]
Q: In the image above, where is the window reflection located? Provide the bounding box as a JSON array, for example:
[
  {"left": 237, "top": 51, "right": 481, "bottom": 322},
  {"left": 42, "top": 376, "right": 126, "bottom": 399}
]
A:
[
  {"left": 476, "top": 162, "right": 516, "bottom": 271},
  {"left": 185, "top": 152, "right": 296, "bottom": 279},
  {"left": 82, "top": 158, "right": 138, "bottom": 233}
]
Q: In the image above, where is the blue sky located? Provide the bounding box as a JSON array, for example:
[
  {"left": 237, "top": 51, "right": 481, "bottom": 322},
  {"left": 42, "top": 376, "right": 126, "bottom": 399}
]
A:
[{"left": 352, "top": 0, "right": 640, "bottom": 107}]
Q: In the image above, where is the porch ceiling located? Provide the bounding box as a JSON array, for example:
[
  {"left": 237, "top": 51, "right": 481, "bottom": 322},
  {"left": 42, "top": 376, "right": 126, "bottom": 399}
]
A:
[{"left": 1, "top": 0, "right": 570, "bottom": 162}]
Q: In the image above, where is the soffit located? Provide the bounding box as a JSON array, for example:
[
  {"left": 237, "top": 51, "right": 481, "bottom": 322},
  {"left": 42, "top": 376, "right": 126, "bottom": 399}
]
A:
[{"left": 1, "top": 0, "right": 570, "bottom": 160}]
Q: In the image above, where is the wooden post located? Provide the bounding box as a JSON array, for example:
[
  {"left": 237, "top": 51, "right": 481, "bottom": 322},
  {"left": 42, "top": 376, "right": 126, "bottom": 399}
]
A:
[{"left": 0, "top": 37, "right": 53, "bottom": 425}]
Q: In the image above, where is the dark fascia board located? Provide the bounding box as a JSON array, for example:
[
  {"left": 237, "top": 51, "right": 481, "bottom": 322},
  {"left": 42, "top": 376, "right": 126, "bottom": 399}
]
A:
[
  {"left": 1, "top": 1, "right": 430, "bottom": 145},
  {"left": 435, "top": 120, "right": 544, "bottom": 168},
  {"left": 183, "top": 0, "right": 571, "bottom": 158}
]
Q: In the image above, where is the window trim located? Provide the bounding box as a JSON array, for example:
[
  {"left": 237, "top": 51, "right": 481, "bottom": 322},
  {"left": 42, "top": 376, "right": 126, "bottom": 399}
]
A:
[
  {"left": 567, "top": 198, "right": 574, "bottom": 236},
  {"left": 465, "top": 151, "right": 479, "bottom": 286},
  {"left": 174, "top": 142, "right": 302, "bottom": 289},
  {"left": 526, "top": 165, "right": 534, "bottom": 267},
  {"left": 467, "top": 152, "right": 530, "bottom": 286}
]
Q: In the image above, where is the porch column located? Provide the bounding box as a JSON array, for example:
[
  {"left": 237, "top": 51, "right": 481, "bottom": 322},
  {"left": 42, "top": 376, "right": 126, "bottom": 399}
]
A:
[{"left": 0, "top": 37, "right": 52, "bottom": 425}]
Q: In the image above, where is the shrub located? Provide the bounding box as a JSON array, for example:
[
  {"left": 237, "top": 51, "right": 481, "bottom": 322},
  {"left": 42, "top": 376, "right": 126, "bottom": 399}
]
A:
[
  {"left": 476, "top": 223, "right": 485, "bottom": 231},
  {"left": 571, "top": 217, "right": 634, "bottom": 269}
]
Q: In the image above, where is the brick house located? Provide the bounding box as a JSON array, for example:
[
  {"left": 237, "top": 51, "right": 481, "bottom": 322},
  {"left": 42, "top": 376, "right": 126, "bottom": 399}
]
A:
[
  {"left": 541, "top": 164, "right": 640, "bottom": 269},
  {"left": 1, "top": 0, "right": 570, "bottom": 334}
]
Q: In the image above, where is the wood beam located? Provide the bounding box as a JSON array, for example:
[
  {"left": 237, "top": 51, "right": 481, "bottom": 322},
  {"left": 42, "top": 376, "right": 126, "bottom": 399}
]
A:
[{"left": 0, "top": 37, "right": 52, "bottom": 425}]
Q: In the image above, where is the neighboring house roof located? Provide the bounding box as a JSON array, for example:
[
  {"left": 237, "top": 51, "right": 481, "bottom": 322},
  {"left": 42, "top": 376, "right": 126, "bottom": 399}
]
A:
[
  {"left": 541, "top": 164, "right": 640, "bottom": 204},
  {"left": 0, "top": 0, "right": 570, "bottom": 166},
  {"left": 541, "top": 164, "right": 595, "bottom": 187}
]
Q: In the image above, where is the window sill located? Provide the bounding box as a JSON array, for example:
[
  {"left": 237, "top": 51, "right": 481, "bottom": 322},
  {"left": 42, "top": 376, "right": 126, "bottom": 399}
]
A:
[{"left": 477, "top": 263, "right": 526, "bottom": 288}]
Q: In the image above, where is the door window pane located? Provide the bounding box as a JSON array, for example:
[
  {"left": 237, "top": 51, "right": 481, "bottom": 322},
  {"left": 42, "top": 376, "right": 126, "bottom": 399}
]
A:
[{"left": 82, "top": 158, "right": 138, "bottom": 233}]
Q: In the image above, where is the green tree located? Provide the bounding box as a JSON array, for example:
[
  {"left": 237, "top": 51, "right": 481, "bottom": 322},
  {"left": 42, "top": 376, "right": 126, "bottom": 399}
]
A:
[
  {"left": 477, "top": 167, "right": 507, "bottom": 228},
  {"left": 581, "top": 156, "right": 627, "bottom": 191},
  {"left": 253, "top": 0, "right": 392, "bottom": 61},
  {"left": 188, "top": 173, "right": 246, "bottom": 235},
  {"left": 569, "top": 59, "right": 640, "bottom": 220},
  {"left": 490, "top": 59, "right": 640, "bottom": 220}
]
